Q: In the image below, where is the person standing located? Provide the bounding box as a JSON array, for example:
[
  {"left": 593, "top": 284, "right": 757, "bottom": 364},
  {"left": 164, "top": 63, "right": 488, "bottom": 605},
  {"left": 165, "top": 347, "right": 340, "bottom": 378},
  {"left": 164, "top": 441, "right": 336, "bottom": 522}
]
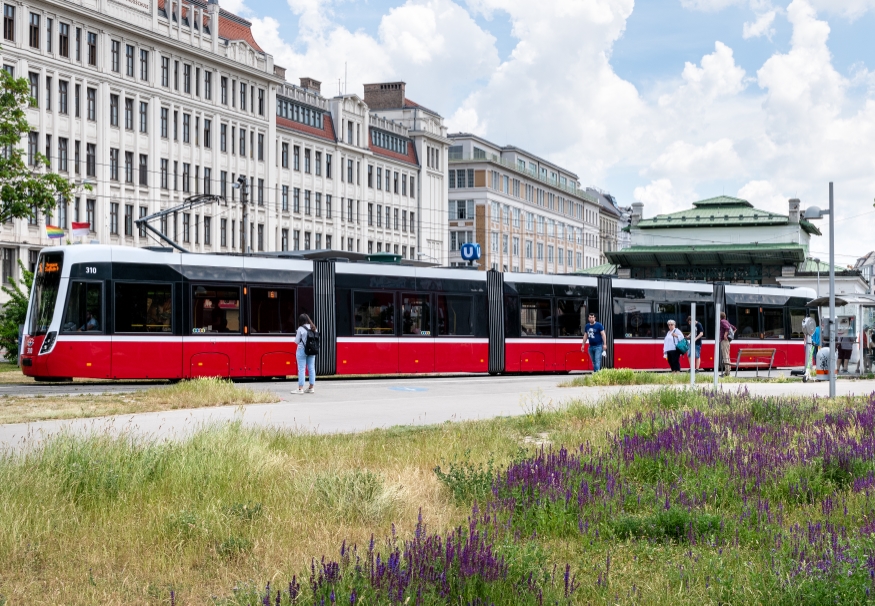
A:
[
  {"left": 686, "top": 315, "right": 705, "bottom": 371},
  {"left": 719, "top": 312, "right": 736, "bottom": 377},
  {"left": 582, "top": 312, "right": 607, "bottom": 372},
  {"left": 663, "top": 320, "right": 684, "bottom": 373},
  {"left": 812, "top": 324, "right": 821, "bottom": 367},
  {"left": 294, "top": 313, "right": 318, "bottom": 394}
]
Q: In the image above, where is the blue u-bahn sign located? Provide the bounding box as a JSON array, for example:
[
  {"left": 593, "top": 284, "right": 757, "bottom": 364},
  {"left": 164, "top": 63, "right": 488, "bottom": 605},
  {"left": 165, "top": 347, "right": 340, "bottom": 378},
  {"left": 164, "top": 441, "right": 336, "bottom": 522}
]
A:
[{"left": 460, "top": 242, "right": 481, "bottom": 261}]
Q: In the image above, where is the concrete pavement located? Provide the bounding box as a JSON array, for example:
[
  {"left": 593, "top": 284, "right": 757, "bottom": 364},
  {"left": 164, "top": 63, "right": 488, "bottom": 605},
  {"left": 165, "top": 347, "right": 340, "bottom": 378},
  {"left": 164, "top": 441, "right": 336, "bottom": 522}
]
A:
[{"left": 1, "top": 375, "right": 874, "bottom": 452}]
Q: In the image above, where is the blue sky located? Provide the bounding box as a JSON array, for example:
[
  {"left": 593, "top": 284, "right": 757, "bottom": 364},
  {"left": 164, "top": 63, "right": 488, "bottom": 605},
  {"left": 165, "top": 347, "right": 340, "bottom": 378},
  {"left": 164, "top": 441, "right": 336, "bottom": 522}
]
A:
[{"left": 238, "top": 0, "right": 875, "bottom": 263}]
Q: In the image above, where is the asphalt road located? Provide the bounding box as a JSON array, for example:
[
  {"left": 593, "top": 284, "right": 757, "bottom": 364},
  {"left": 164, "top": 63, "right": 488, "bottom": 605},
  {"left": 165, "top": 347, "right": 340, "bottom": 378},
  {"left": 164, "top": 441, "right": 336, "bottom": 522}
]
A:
[{"left": 1, "top": 374, "right": 874, "bottom": 453}]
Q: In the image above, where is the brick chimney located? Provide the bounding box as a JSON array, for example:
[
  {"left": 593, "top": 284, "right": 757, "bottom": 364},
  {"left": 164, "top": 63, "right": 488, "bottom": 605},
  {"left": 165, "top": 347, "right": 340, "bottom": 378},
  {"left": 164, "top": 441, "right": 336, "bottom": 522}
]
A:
[
  {"left": 300, "top": 77, "right": 321, "bottom": 94},
  {"left": 631, "top": 202, "right": 644, "bottom": 227},
  {"left": 363, "top": 82, "right": 406, "bottom": 110},
  {"left": 788, "top": 198, "right": 800, "bottom": 224}
]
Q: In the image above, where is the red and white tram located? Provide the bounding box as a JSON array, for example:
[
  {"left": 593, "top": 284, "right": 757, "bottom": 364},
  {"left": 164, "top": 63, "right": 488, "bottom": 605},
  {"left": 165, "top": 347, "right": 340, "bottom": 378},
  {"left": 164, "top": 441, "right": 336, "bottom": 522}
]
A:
[{"left": 20, "top": 246, "right": 817, "bottom": 380}]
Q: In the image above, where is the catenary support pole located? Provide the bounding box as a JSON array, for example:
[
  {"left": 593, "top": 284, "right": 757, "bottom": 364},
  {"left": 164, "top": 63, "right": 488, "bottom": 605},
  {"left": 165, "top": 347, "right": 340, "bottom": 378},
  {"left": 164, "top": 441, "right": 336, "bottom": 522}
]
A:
[
  {"left": 714, "top": 303, "right": 721, "bottom": 388},
  {"left": 829, "top": 182, "right": 836, "bottom": 398},
  {"left": 691, "top": 302, "right": 696, "bottom": 387}
]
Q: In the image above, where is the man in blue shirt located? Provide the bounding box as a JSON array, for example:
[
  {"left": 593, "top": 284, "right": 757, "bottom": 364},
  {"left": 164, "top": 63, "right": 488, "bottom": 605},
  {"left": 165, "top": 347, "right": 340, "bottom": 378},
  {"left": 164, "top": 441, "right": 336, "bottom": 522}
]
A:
[{"left": 582, "top": 312, "right": 607, "bottom": 372}]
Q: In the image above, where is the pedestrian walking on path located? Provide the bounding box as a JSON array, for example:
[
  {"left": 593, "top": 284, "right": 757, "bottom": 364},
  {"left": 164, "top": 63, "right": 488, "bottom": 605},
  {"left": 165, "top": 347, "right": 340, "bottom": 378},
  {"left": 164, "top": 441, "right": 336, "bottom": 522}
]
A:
[
  {"left": 294, "top": 314, "right": 319, "bottom": 394},
  {"left": 582, "top": 312, "right": 607, "bottom": 372}
]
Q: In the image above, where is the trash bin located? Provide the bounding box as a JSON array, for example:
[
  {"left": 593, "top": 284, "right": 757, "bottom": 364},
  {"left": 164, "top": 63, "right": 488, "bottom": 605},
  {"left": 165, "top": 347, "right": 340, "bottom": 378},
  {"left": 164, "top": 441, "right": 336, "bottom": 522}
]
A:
[{"left": 815, "top": 347, "right": 834, "bottom": 381}]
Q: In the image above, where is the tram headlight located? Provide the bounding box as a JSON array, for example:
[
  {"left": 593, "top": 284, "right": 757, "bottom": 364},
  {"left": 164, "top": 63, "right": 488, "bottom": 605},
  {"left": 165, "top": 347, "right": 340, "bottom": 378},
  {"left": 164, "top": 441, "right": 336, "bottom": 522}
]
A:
[{"left": 39, "top": 331, "right": 57, "bottom": 354}]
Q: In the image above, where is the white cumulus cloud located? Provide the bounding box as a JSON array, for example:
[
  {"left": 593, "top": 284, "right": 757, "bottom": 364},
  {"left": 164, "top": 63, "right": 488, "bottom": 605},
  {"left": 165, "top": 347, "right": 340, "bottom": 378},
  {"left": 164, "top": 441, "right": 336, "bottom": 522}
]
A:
[{"left": 743, "top": 10, "right": 777, "bottom": 39}]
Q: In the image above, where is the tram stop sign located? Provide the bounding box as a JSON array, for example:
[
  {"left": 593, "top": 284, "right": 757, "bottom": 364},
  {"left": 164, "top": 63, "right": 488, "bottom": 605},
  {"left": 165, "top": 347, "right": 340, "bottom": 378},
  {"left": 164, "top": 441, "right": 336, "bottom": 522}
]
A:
[{"left": 460, "top": 243, "right": 481, "bottom": 262}]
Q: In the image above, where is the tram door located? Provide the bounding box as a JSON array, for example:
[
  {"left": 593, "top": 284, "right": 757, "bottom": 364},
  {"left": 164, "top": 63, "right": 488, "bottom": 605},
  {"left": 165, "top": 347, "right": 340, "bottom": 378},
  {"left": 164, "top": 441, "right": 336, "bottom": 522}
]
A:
[
  {"left": 112, "top": 281, "right": 183, "bottom": 379},
  {"left": 185, "top": 284, "right": 245, "bottom": 378},
  {"left": 399, "top": 293, "right": 434, "bottom": 373}
]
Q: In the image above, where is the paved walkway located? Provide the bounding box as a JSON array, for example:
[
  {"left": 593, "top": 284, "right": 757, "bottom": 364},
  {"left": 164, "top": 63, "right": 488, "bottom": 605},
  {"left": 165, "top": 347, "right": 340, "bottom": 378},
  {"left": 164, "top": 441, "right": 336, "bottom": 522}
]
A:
[{"left": 1, "top": 375, "right": 874, "bottom": 452}]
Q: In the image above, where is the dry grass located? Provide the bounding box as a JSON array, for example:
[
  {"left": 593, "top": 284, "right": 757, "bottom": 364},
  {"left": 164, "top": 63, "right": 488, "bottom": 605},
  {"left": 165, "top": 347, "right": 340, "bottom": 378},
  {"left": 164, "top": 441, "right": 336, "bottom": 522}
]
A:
[
  {"left": 0, "top": 413, "right": 544, "bottom": 605},
  {"left": 0, "top": 377, "right": 279, "bottom": 425}
]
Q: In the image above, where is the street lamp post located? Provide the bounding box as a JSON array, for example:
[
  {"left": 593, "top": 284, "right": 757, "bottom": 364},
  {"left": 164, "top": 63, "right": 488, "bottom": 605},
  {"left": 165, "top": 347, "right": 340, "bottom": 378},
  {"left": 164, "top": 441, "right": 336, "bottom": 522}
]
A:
[
  {"left": 233, "top": 176, "right": 248, "bottom": 254},
  {"left": 803, "top": 183, "right": 836, "bottom": 398}
]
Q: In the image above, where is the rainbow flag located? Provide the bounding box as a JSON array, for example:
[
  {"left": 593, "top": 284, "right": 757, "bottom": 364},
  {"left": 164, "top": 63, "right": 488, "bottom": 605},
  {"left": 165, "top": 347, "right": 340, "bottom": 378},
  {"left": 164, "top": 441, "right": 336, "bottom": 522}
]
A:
[{"left": 45, "top": 225, "right": 65, "bottom": 239}]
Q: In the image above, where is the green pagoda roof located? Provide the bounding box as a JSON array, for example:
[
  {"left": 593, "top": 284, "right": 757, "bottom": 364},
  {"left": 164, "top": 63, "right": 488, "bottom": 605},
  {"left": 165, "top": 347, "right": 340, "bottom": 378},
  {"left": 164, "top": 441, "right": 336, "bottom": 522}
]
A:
[
  {"left": 605, "top": 243, "right": 807, "bottom": 268},
  {"left": 635, "top": 195, "right": 821, "bottom": 236},
  {"left": 577, "top": 263, "right": 618, "bottom": 276}
]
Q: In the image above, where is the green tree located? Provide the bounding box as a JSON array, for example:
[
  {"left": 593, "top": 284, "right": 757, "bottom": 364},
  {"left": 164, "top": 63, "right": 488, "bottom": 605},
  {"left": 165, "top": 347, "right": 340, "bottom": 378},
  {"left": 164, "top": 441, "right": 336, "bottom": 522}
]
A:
[
  {"left": 1, "top": 65, "right": 75, "bottom": 222},
  {"left": 0, "top": 261, "right": 33, "bottom": 362}
]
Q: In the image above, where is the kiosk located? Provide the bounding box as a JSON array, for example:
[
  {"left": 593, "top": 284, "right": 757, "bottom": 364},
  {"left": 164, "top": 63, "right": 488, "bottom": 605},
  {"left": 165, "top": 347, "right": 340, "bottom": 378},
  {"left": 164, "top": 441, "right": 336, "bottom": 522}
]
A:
[{"left": 806, "top": 294, "right": 875, "bottom": 377}]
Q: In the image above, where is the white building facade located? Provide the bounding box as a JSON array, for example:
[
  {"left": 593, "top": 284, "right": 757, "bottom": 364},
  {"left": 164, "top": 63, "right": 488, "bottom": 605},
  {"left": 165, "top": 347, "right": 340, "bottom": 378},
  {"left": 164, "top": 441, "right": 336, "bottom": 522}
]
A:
[
  {"left": 0, "top": 0, "right": 449, "bottom": 296},
  {"left": 446, "top": 134, "right": 602, "bottom": 273}
]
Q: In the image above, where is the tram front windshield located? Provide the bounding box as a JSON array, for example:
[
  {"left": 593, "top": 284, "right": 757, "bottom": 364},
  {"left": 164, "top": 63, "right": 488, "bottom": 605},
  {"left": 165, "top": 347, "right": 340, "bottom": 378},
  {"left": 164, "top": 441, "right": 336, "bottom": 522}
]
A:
[{"left": 28, "top": 252, "right": 64, "bottom": 336}]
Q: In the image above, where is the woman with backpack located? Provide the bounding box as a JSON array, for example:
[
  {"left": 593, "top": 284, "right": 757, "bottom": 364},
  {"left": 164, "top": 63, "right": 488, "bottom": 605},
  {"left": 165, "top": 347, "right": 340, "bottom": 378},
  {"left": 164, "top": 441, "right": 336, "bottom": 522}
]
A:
[{"left": 294, "top": 313, "right": 319, "bottom": 394}]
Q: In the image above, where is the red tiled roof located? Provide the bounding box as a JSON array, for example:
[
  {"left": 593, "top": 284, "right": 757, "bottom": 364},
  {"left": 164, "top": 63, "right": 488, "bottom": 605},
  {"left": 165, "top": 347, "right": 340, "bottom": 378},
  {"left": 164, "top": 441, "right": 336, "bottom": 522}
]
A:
[
  {"left": 156, "top": 0, "right": 265, "bottom": 53},
  {"left": 403, "top": 99, "right": 421, "bottom": 108},
  {"left": 219, "top": 11, "right": 264, "bottom": 53},
  {"left": 277, "top": 113, "right": 337, "bottom": 143},
  {"left": 369, "top": 140, "right": 419, "bottom": 167}
]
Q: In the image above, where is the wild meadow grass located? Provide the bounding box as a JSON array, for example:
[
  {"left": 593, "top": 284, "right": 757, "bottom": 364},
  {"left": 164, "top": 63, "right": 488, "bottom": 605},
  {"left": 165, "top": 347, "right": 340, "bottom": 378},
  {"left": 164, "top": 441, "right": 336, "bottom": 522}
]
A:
[
  {"left": 560, "top": 367, "right": 794, "bottom": 387},
  {"left": 4, "top": 386, "right": 875, "bottom": 604},
  {"left": 0, "top": 377, "right": 279, "bottom": 424}
]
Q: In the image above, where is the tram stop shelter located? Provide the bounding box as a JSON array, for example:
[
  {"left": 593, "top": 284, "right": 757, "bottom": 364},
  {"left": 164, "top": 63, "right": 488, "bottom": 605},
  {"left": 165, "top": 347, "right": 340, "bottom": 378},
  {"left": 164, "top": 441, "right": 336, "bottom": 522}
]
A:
[{"left": 807, "top": 294, "right": 875, "bottom": 375}]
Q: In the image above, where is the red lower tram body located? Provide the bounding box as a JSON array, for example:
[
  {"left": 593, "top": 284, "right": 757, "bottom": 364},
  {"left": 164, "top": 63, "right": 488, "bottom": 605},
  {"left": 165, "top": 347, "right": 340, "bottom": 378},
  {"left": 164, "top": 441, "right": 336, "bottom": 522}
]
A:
[{"left": 22, "top": 336, "right": 805, "bottom": 379}]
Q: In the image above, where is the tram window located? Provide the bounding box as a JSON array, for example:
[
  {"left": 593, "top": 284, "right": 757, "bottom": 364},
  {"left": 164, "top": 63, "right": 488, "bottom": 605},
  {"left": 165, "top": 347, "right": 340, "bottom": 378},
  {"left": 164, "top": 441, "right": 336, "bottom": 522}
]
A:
[
  {"left": 437, "top": 295, "right": 473, "bottom": 336},
  {"left": 354, "top": 291, "right": 395, "bottom": 335},
  {"left": 115, "top": 283, "right": 173, "bottom": 333},
  {"left": 763, "top": 307, "right": 785, "bottom": 339},
  {"left": 556, "top": 299, "right": 585, "bottom": 337},
  {"left": 735, "top": 306, "right": 759, "bottom": 339},
  {"left": 402, "top": 293, "right": 431, "bottom": 335},
  {"left": 790, "top": 308, "right": 809, "bottom": 339},
  {"left": 250, "top": 287, "right": 295, "bottom": 334},
  {"left": 29, "top": 252, "right": 64, "bottom": 336},
  {"left": 520, "top": 298, "right": 552, "bottom": 336},
  {"left": 192, "top": 285, "right": 241, "bottom": 334},
  {"left": 614, "top": 300, "right": 652, "bottom": 338},
  {"left": 62, "top": 281, "right": 103, "bottom": 332}
]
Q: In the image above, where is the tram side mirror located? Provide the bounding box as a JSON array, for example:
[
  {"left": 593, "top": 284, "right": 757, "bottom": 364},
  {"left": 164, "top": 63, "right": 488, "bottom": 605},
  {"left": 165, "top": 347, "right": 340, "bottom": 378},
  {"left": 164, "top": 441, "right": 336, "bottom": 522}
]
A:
[{"left": 820, "top": 316, "right": 832, "bottom": 340}]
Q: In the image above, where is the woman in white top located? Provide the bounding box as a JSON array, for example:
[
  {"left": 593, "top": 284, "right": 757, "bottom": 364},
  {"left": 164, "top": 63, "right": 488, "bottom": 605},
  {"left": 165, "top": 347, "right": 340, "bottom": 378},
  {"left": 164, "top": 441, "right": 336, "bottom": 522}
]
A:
[
  {"left": 294, "top": 313, "right": 317, "bottom": 394},
  {"left": 663, "top": 320, "right": 684, "bottom": 373}
]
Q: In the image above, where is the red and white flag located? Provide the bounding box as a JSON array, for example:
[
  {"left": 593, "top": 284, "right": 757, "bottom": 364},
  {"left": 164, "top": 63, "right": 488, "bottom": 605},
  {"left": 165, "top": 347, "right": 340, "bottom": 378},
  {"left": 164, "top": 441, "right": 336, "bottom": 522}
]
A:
[{"left": 71, "top": 222, "right": 90, "bottom": 237}]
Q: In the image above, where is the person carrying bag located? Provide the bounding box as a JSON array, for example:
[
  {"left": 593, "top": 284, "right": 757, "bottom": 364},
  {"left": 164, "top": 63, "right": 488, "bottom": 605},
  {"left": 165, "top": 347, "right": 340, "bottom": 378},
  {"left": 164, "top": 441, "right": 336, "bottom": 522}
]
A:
[
  {"left": 663, "top": 320, "right": 684, "bottom": 373},
  {"left": 293, "top": 314, "right": 318, "bottom": 394}
]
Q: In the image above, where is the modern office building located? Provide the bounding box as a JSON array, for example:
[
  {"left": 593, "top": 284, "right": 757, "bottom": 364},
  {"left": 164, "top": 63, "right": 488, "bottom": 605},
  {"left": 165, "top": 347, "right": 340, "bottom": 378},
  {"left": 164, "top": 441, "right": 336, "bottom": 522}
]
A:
[
  {"left": 0, "top": 0, "right": 449, "bottom": 299},
  {"left": 446, "top": 133, "right": 603, "bottom": 273}
]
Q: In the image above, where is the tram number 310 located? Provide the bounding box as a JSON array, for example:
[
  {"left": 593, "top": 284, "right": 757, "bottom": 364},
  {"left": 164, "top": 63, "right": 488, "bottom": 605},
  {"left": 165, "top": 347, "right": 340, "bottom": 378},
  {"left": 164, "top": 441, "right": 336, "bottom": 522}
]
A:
[{"left": 84, "top": 266, "right": 98, "bottom": 274}]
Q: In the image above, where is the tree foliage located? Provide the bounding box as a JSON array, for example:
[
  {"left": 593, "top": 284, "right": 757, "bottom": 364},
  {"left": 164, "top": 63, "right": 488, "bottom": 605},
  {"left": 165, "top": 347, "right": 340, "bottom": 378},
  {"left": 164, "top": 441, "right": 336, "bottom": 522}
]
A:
[
  {"left": 0, "top": 260, "right": 33, "bottom": 362},
  {"left": 0, "top": 67, "right": 75, "bottom": 222}
]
